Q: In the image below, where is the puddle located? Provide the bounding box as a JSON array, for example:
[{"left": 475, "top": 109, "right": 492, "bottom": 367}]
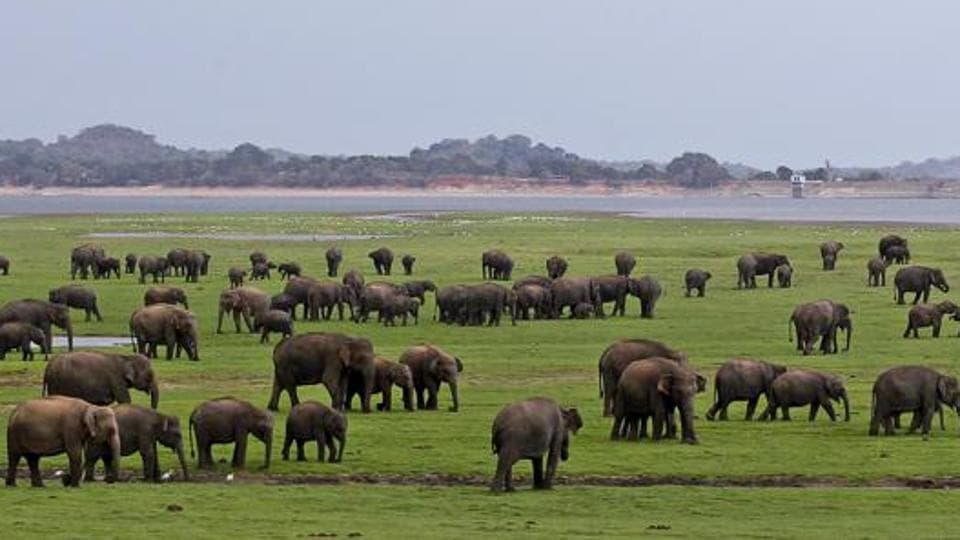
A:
[
  {"left": 87, "top": 232, "right": 396, "bottom": 242},
  {"left": 40, "top": 336, "right": 131, "bottom": 349}
]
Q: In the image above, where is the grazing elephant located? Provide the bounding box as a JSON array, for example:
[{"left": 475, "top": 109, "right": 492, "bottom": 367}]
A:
[
  {"left": 183, "top": 250, "right": 210, "bottom": 282},
  {"left": 614, "top": 251, "right": 636, "bottom": 276},
  {"left": 6, "top": 396, "right": 120, "bottom": 487},
  {"left": 684, "top": 269, "right": 711, "bottom": 297},
  {"left": 401, "top": 254, "right": 416, "bottom": 275},
  {"left": 0, "top": 299, "right": 73, "bottom": 352},
  {"left": 789, "top": 299, "right": 852, "bottom": 355},
  {"left": 598, "top": 338, "right": 688, "bottom": 417},
  {"left": 482, "top": 249, "right": 514, "bottom": 280},
  {"left": 249, "top": 251, "right": 268, "bottom": 266},
  {"left": 629, "top": 275, "right": 662, "bottom": 318},
  {"left": 0, "top": 322, "right": 47, "bottom": 360},
  {"left": 436, "top": 284, "right": 469, "bottom": 324},
  {"left": 217, "top": 287, "right": 270, "bottom": 333},
  {"left": 49, "top": 285, "right": 102, "bottom": 322},
  {"left": 228, "top": 267, "right": 247, "bottom": 288},
  {"left": 94, "top": 257, "right": 121, "bottom": 279},
  {"left": 271, "top": 292, "right": 299, "bottom": 319},
  {"left": 144, "top": 286, "right": 189, "bottom": 309},
  {"left": 820, "top": 240, "right": 844, "bottom": 271},
  {"left": 282, "top": 401, "right": 347, "bottom": 463},
  {"left": 760, "top": 370, "right": 850, "bottom": 422},
  {"left": 84, "top": 404, "right": 188, "bottom": 482},
  {"left": 189, "top": 398, "right": 273, "bottom": 470},
  {"left": 346, "top": 356, "right": 415, "bottom": 412},
  {"left": 251, "top": 261, "right": 276, "bottom": 280},
  {"left": 894, "top": 266, "right": 949, "bottom": 305},
  {"left": 776, "top": 264, "right": 793, "bottom": 288},
  {"left": 491, "top": 397, "right": 582, "bottom": 492},
  {"left": 283, "top": 276, "right": 319, "bottom": 319},
  {"left": 125, "top": 253, "right": 137, "bottom": 274},
  {"left": 884, "top": 245, "right": 911, "bottom": 265},
  {"left": 70, "top": 243, "right": 106, "bottom": 280},
  {"left": 550, "top": 277, "right": 600, "bottom": 318},
  {"left": 43, "top": 351, "right": 159, "bottom": 409},
  {"left": 546, "top": 256, "right": 568, "bottom": 280},
  {"left": 307, "top": 282, "right": 355, "bottom": 321},
  {"left": 706, "top": 358, "right": 787, "bottom": 421},
  {"left": 878, "top": 234, "right": 908, "bottom": 260},
  {"left": 381, "top": 294, "right": 420, "bottom": 327},
  {"left": 353, "top": 282, "right": 402, "bottom": 323},
  {"left": 0, "top": 255, "right": 10, "bottom": 275},
  {"left": 869, "top": 366, "right": 960, "bottom": 439},
  {"left": 867, "top": 257, "right": 889, "bottom": 287},
  {"left": 514, "top": 284, "right": 553, "bottom": 320},
  {"left": 610, "top": 357, "right": 699, "bottom": 444},
  {"left": 254, "top": 309, "right": 294, "bottom": 343},
  {"left": 594, "top": 275, "right": 629, "bottom": 317},
  {"left": 138, "top": 255, "right": 169, "bottom": 284},
  {"left": 166, "top": 249, "right": 189, "bottom": 277},
  {"left": 904, "top": 300, "right": 958, "bottom": 338},
  {"left": 268, "top": 332, "right": 376, "bottom": 412},
  {"left": 326, "top": 247, "right": 343, "bottom": 277},
  {"left": 465, "top": 283, "right": 514, "bottom": 326},
  {"left": 369, "top": 247, "right": 394, "bottom": 275},
  {"left": 278, "top": 262, "right": 301, "bottom": 280},
  {"left": 400, "top": 345, "right": 463, "bottom": 412},
  {"left": 737, "top": 252, "right": 791, "bottom": 289},
  {"left": 129, "top": 304, "right": 199, "bottom": 361},
  {"left": 399, "top": 280, "right": 437, "bottom": 304}
]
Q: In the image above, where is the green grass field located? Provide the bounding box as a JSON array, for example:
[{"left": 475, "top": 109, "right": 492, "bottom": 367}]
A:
[{"left": 1, "top": 212, "right": 959, "bottom": 538}]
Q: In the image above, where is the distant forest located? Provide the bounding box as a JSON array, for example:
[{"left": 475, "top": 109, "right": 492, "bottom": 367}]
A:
[{"left": 0, "top": 124, "right": 952, "bottom": 190}]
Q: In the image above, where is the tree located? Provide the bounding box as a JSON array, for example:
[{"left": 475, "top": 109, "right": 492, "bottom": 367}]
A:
[
  {"left": 665, "top": 152, "right": 732, "bottom": 189},
  {"left": 775, "top": 166, "right": 793, "bottom": 182}
]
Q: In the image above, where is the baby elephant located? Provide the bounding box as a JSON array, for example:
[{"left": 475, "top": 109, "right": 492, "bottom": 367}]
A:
[
  {"left": 491, "top": 397, "right": 582, "bottom": 492},
  {"left": 0, "top": 322, "right": 47, "bottom": 361},
  {"left": 254, "top": 309, "right": 294, "bottom": 343},
  {"left": 85, "top": 404, "right": 189, "bottom": 482},
  {"left": 228, "top": 267, "right": 247, "bottom": 288},
  {"left": 49, "top": 285, "right": 102, "bottom": 322},
  {"left": 904, "top": 300, "right": 958, "bottom": 338},
  {"left": 760, "top": 370, "right": 850, "bottom": 422},
  {"left": 401, "top": 254, "right": 416, "bottom": 275},
  {"left": 346, "top": 357, "right": 415, "bottom": 412},
  {"left": 189, "top": 397, "right": 273, "bottom": 470},
  {"left": 684, "top": 269, "right": 712, "bottom": 297},
  {"left": 282, "top": 400, "right": 347, "bottom": 463},
  {"left": 278, "top": 262, "right": 301, "bottom": 280},
  {"left": 776, "top": 264, "right": 793, "bottom": 288},
  {"left": 382, "top": 295, "right": 420, "bottom": 326},
  {"left": 572, "top": 302, "right": 593, "bottom": 319},
  {"left": 867, "top": 257, "right": 889, "bottom": 287}
]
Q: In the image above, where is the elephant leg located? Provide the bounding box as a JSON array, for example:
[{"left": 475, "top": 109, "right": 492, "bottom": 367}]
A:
[
  {"left": 66, "top": 449, "right": 83, "bottom": 487},
  {"left": 232, "top": 432, "right": 248, "bottom": 469},
  {"left": 425, "top": 380, "right": 440, "bottom": 410},
  {"left": 6, "top": 451, "right": 21, "bottom": 486},
  {"left": 531, "top": 456, "right": 545, "bottom": 489},
  {"left": 260, "top": 328, "right": 269, "bottom": 344},
  {"left": 933, "top": 321, "right": 941, "bottom": 338},
  {"left": 92, "top": 303, "right": 103, "bottom": 322},
  {"left": 84, "top": 308, "right": 91, "bottom": 322},
  {"left": 141, "top": 442, "right": 158, "bottom": 482},
  {"left": 908, "top": 411, "right": 922, "bottom": 434},
  {"left": 609, "top": 416, "right": 623, "bottom": 440},
  {"left": 652, "top": 407, "right": 665, "bottom": 441},
  {"left": 903, "top": 323, "right": 913, "bottom": 338},
  {"left": 744, "top": 397, "right": 760, "bottom": 421},
  {"left": 296, "top": 440, "right": 306, "bottom": 462},
  {"left": 281, "top": 432, "right": 293, "bottom": 461},
  {"left": 780, "top": 406, "right": 791, "bottom": 421},
  {"left": 921, "top": 404, "right": 935, "bottom": 439},
  {"left": 381, "top": 386, "right": 392, "bottom": 412},
  {"left": 27, "top": 454, "right": 44, "bottom": 487},
  {"left": 415, "top": 387, "right": 426, "bottom": 410},
  {"left": 232, "top": 310, "right": 242, "bottom": 333},
  {"left": 267, "top": 379, "right": 283, "bottom": 411},
  {"left": 882, "top": 414, "right": 896, "bottom": 436},
  {"left": 808, "top": 402, "right": 820, "bottom": 421},
  {"left": 636, "top": 416, "right": 646, "bottom": 440},
  {"left": 492, "top": 455, "right": 514, "bottom": 492}
]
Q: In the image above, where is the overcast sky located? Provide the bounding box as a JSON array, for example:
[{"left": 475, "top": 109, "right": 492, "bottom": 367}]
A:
[{"left": 2, "top": 1, "right": 957, "bottom": 168}]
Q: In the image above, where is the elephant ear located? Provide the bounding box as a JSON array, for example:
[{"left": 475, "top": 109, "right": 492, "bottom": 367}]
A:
[
  {"left": 84, "top": 407, "right": 99, "bottom": 438},
  {"left": 657, "top": 373, "right": 674, "bottom": 396},
  {"left": 562, "top": 407, "right": 583, "bottom": 434},
  {"left": 454, "top": 356, "right": 463, "bottom": 373},
  {"left": 338, "top": 345, "right": 353, "bottom": 368},
  {"left": 937, "top": 376, "right": 956, "bottom": 402},
  {"left": 122, "top": 360, "right": 136, "bottom": 385}
]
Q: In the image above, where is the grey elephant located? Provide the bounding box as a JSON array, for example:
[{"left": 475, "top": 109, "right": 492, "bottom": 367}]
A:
[
  {"left": 401, "top": 254, "right": 416, "bottom": 275},
  {"left": 381, "top": 294, "right": 419, "bottom": 326},
  {"left": 254, "top": 309, "right": 294, "bottom": 343},
  {"left": 189, "top": 397, "right": 273, "bottom": 470},
  {"left": 249, "top": 251, "right": 268, "bottom": 266},
  {"left": 400, "top": 280, "right": 437, "bottom": 304},
  {"left": 737, "top": 252, "right": 791, "bottom": 289},
  {"left": 354, "top": 282, "right": 402, "bottom": 323},
  {"left": 325, "top": 247, "right": 343, "bottom": 277},
  {"left": 6, "top": 396, "right": 120, "bottom": 487},
  {"left": 217, "top": 287, "right": 270, "bottom": 333},
  {"left": 251, "top": 261, "right": 276, "bottom": 280},
  {"left": 84, "top": 404, "right": 188, "bottom": 482},
  {"left": 684, "top": 269, "right": 711, "bottom": 297},
  {"left": 614, "top": 251, "right": 636, "bottom": 276},
  {"left": 820, "top": 240, "right": 844, "bottom": 271},
  {"left": 283, "top": 275, "right": 319, "bottom": 319},
  {"left": 491, "top": 397, "right": 582, "bottom": 492},
  {"left": 166, "top": 249, "right": 189, "bottom": 276},
  {"left": 94, "top": 257, "right": 121, "bottom": 279},
  {"left": 867, "top": 257, "right": 889, "bottom": 287},
  {"left": 435, "top": 284, "right": 469, "bottom": 324},
  {"left": 0, "top": 299, "right": 73, "bottom": 352},
  {"left": 789, "top": 299, "right": 852, "bottom": 355},
  {"left": 513, "top": 284, "right": 552, "bottom": 320},
  {"left": 869, "top": 366, "right": 960, "bottom": 438},
  {"left": 228, "top": 267, "right": 247, "bottom": 288},
  {"left": 346, "top": 357, "right": 415, "bottom": 412},
  {"left": 706, "top": 358, "right": 787, "bottom": 421},
  {"left": 400, "top": 344, "right": 462, "bottom": 412},
  {"left": 282, "top": 401, "right": 347, "bottom": 463},
  {"left": 138, "top": 255, "right": 169, "bottom": 284},
  {"left": 0, "top": 322, "right": 47, "bottom": 361},
  {"left": 894, "top": 266, "right": 949, "bottom": 305},
  {"left": 760, "top": 370, "right": 850, "bottom": 422},
  {"left": 129, "top": 304, "right": 199, "bottom": 361},
  {"left": 550, "top": 277, "right": 600, "bottom": 318},
  {"left": 546, "top": 256, "right": 568, "bottom": 280},
  {"left": 0, "top": 255, "right": 8, "bottom": 275},
  {"left": 369, "top": 247, "right": 394, "bottom": 275},
  {"left": 904, "top": 300, "right": 958, "bottom": 338},
  {"left": 307, "top": 282, "right": 355, "bottom": 321},
  {"left": 611, "top": 357, "right": 699, "bottom": 444},
  {"left": 878, "top": 234, "right": 908, "bottom": 260},
  {"left": 593, "top": 275, "right": 629, "bottom": 317},
  {"left": 270, "top": 292, "right": 299, "bottom": 319},
  {"left": 482, "top": 249, "right": 514, "bottom": 280},
  {"left": 268, "top": 332, "right": 376, "bottom": 412},
  {"left": 465, "top": 283, "right": 514, "bottom": 326},
  {"left": 278, "top": 262, "right": 301, "bottom": 280},
  {"left": 49, "top": 285, "right": 102, "bottom": 322},
  {"left": 43, "top": 351, "right": 159, "bottom": 409},
  {"left": 125, "top": 253, "right": 138, "bottom": 274},
  {"left": 183, "top": 249, "right": 211, "bottom": 283},
  {"left": 884, "top": 245, "right": 911, "bottom": 265},
  {"left": 629, "top": 275, "right": 662, "bottom": 318},
  {"left": 598, "top": 338, "right": 688, "bottom": 417},
  {"left": 776, "top": 264, "right": 793, "bottom": 288},
  {"left": 70, "top": 243, "right": 106, "bottom": 280},
  {"left": 342, "top": 269, "right": 364, "bottom": 296},
  {"left": 144, "top": 286, "right": 189, "bottom": 309}
]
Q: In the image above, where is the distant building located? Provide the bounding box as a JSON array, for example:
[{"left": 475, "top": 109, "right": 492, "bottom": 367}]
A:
[{"left": 791, "top": 173, "right": 806, "bottom": 198}]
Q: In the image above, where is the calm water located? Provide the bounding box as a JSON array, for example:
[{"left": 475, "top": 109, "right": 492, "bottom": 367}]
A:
[{"left": 0, "top": 194, "right": 957, "bottom": 224}]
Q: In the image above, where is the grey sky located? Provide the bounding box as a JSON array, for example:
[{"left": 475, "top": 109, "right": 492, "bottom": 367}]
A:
[{"left": 2, "top": 1, "right": 957, "bottom": 168}]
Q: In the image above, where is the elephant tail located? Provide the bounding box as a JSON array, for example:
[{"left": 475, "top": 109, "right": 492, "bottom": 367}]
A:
[{"left": 188, "top": 415, "right": 196, "bottom": 459}]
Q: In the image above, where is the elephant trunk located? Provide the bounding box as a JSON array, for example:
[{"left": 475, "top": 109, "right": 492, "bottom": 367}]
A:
[
  {"left": 149, "top": 380, "right": 160, "bottom": 409},
  {"left": 448, "top": 379, "right": 460, "bottom": 412},
  {"left": 679, "top": 399, "right": 698, "bottom": 444},
  {"left": 402, "top": 384, "right": 415, "bottom": 411},
  {"left": 107, "top": 432, "right": 121, "bottom": 482},
  {"left": 65, "top": 320, "right": 74, "bottom": 351},
  {"left": 841, "top": 390, "right": 851, "bottom": 422},
  {"left": 175, "top": 442, "right": 190, "bottom": 480}
]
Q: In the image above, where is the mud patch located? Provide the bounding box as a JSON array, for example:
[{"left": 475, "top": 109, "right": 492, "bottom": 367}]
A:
[{"left": 87, "top": 232, "right": 396, "bottom": 242}]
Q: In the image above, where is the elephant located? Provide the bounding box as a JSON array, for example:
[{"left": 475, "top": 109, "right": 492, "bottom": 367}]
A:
[
  {"left": 597, "top": 338, "right": 688, "bottom": 417},
  {"left": 251, "top": 261, "right": 277, "bottom": 280},
  {"left": 628, "top": 275, "right": 663, "bottom": 318},
  {"left": 307, "top": 282, "right": 355, "bottom": 321},
  {"left": 513, "top": 284, "right": 553, "bottom": 320},
  {"left": 138, "top": 255, "right": 169, "bottom": 284},
  {"left": 129, "top": 304, "right": 199, "bottom": 361},
  {"left": 183, "top": 249, "right": 211, "bottom": 282},
  {"left": 144, "top": 286, "right": 189, "bottom": 309},
  {"left": 820, "top": 240, "right": 844, "bottom": 271},
  {"left": 7, "top": 397, "right": 120, "bottom": 487},
  {"left": 482, "top": 249, "right": 514, "bottom": 280},
  {"left": 399, "top": 280, "right": 437, "bottom": 304},
  {"left": 776, "top": 264, "right": 793, "bottom": 288},
  {"left": 610, "top": 357, "right": 699, "bottom": 444},
  {"left": 166, "top": 249, "right": 189, "bottom": 276},
  {"left": 436, "top": 284, "right": 469, "bottom": 324},
  {"left": 381, "top": 294, "right": 420, "bottom": 327},
  {"left": 342, "top": 269, "right": 364, "bottom": 296},
  {"left": 513, "top": 275, "right": 553, "bottom": 290},
  {"left": 867, "top": 257, "right": 889, "bottom": 287},
  {"left": 760, "top": 369, "right": 850, "bottom": 422},
  {"left": 254, "top": 309, "right": 294, "bottom": 343},
  {"left": 249, "top": 251, "right": 268, "bottom": 266},
  {"left": 401, "top": 254, "right": 416, "bottom": 275},
  {"left": 789, "top": 299, "right": 852, "bottom": 355},
  {"left": 894, "top": 266, "right": 949, "bottom": 305},
  {"left": 614, "top": 251, "right": 636, "bottom": 276},
  {"left": 278, "top": 262, "right": 301, "bottom": 280},
  {"left": 546, "top": 256, "right": 568, "bottom": 280},
  {"left": 400, "top": 344, "right": 462, "bottom": 412},
  {"left": 593, "top": 275, "right": 629, "bottom": 317},
  {"left": 217, "top": 287, "right": 271, "bottom": 333},
  {"left": 869, "top": 366, "right": 960, "bottom": 439},
  {"left": 737, "top": 252, "right": 791, "bottom": 289},
  {"left": 0, "top": 255, "right": 10, "bottom": 275},
  {"left": 283, "top": 276, "right": 319, "bottom": 319},
  {"left": 0, "top": 322, "right": 47, "bottom": 361},
  {"left": 228, "top": 267, "right": 247, "bottom": 288},
  {"left": 683, "top": 269, "right": 711, "bottom": 297},
  {"left": 94, "top": 257, "right": 121, "bottom": 279},
  {"left": 884, "top": 245, "right": 911, "bottom": 265},
  {"left": 43, "top": 351, "right": 159, "bottom": 409},
  {"left": 572, "top": 303, "right": 593, "bottom": 319},
  {"left": 282, "top": 401, "right": 347, "bottom": 463},
  {"left": 125, "top": 253, "right": 138, "bottom": 274},
  {"left": 70, "top": 243, "right": 106, "bottom": 280},
  {"left": 550, "top": 277, "right": 601, "bottom": 319},
  {"left": 270, "top": 292, "right": 299, "bottom": 319},
  {"left": 326, "top": 247, "right": 343, "bottom": 277},
  {"left": 465, "top": 283, "right": 514, "bottom": 326},
  {"left": 904, "top": 300, "right": 958, "bottom": 338},
  {"left": 705, "top": 358, "right": 787, "bottom": 421},
  {"left": 267, "top": 332, "right": 376, "bottom": 412},
  {"left": 48, "top": 285, "right": 102, "bottom": 322},
  {"left": 345, "top": 356, "right": 415, "bottom": 412},
  {"left": 0, "top": 299, "right": 73, "bottom": 352},
  {"left": 490, "top": 397, "right": 582, "bottom": 492},
  {"left": 189, "top": 397, "right": 273, "bottom": 470},
  {"left": 84, "top": 404, "right": 188, "bottom": 482},
  {"left": 369, "top": 247, "right": 394, "bottom": 275},
  {"left": 878, "top": 234, "right": 908, "bottom": 259}
]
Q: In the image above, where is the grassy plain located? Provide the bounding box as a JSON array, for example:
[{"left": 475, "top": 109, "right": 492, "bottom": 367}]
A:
[{"left": 0, "top": 212, "right": 959, "bottom": 537}]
